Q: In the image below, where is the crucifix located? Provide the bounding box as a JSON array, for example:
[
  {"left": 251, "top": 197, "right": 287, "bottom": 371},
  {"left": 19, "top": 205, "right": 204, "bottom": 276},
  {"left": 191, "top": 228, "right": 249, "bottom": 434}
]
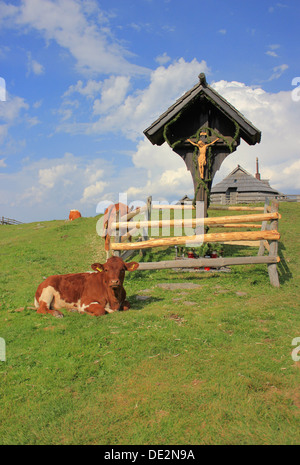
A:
[
  {"left": 186, "top": 133, "right": 219, "bottom": 179},
  {"left": 143, "top": 73, "right": 261, "bottom": 218}
]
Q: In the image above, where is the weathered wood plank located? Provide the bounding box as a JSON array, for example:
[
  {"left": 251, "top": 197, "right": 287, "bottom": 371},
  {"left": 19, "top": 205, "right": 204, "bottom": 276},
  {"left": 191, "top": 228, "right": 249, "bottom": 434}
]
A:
[
  {"left": 219, "top": 241, "right": 261, "bottom": 247},
  {"left": 119, "top": 205, "right": 148, "bottom": 222},
  {"left": 111, "top": 230, "right": 280, "bottom": 251},
  {"left": 111, "top": 212, "right": 280, "bottom": 230},
  {"left": 209, "top": 206, "right": 265, "bottom": 211},
  {"left": 137, "top": 255, "right": 279, "bottom": 270},
  {"left": 151, "top": 204, "right": 195, "bottom": 210}
]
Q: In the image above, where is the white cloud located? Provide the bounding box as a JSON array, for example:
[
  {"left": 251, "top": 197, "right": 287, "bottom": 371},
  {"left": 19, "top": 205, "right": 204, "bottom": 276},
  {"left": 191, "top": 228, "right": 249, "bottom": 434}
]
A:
[
  {"left": 0, "top": 1, "right": 19, "bottom": 24},
  {"left": 218, "top": 29, "right": 226, "bottom": 35},
  {"left": 0, "top": 93, "right": 29, "bottom": 150},
  {"left": 56, "top": 58, "right": 209, "bottom": 140},
  {"left": 26, "top": 115, "right": 40, "bottom": 126},
  {"left": 81, "top": 180, "right": 107, "bottom": 203},
  {"left": 86, "top": 58, "right": 210, "bottom": 140},
  {"left": 210, "top": 80, "right": 300, "bottom": 193},
  {"left": 0, "top": 125, "right": 8, "bottom": 144},
  {"left": 268, "top": 64, "right": 288, "bottom": 81},
  {"left": 126, "top": 79, "right": 300, "bottom": 199},
  {"left": 33, "top": 99, "right": 43, "bottom": 108},
  {"left": 269, "top": 44, "right": 280, "bottom": 50},
  {"left": 126, "top": 138, "right": 192, "bottom": 201},
  {"left": 86, "top": 168, "right": 104, "bottom": 184},
  {"left": 38, "top": 162, "right": 77, "bottom": 188},
  {"left": 58, "top": 108, "right": 73, "bottom": 121},
  {"left": 58, "top": 65, "right": 300, "bottom": 203},
  {"left": 1, "top": 50, "right": 300, "bottom": 224},
  {"left": 93, "top": 75, "right": 130, "bottom": 114},
  {"left": 155, "top": 52, "right": 171, "bottom": 65},
  {"left": 0, "top": 94, "right": 28, "bottom": 122},
  {"left": 269, "top": 3, "right": 288, "bottom": 13},
  {"left": 27, "top": 52, "right": 45, "bottom": 75},
  {"left": 266, "top": 51, "right": 278, "bottom": 57},
  {"left": 2, "top": 0, "right": 149, "bottom": 76},
  {"left": 0, "top": 158, "right": 7, "bottom": 167},
  {"left": 0, "top": 152, "right": 114, "bottom": 221},
  {"left": 64, "top": 79, "right": 102, "bottom": 99}
]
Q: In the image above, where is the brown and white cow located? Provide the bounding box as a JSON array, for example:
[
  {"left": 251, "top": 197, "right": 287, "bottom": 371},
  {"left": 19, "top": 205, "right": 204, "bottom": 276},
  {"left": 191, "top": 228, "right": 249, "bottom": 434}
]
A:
[{"left": 34, "top": 256, "right": 139, "bottom": 318}]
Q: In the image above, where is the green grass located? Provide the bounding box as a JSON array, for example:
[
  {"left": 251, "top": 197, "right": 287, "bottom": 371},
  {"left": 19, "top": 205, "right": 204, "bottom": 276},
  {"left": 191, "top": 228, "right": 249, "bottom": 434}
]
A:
[{"left": 0, "top": 204, "right": 299, "bottom": 445}]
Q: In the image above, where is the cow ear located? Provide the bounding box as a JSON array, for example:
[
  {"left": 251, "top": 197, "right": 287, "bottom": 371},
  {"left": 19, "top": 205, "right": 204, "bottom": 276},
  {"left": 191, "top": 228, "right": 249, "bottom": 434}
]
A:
[
  {"left": 124, "top": 261, "right": 139, "bottom": 272},
  {"left": 91, "top": 263, "right": 104, "bottom": 272}
]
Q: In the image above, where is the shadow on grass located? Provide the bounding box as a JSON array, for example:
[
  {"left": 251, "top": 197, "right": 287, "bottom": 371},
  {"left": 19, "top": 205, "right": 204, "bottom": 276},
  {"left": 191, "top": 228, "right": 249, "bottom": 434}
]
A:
[
  {"left": 277, "top": 242, "right": 293, "bottom": 284},
  {"left": 126, "top": 241, "right": 293, "bottom": 288},
  {"left": 129, "top": 294, "right": 163, "bottom": 311}
]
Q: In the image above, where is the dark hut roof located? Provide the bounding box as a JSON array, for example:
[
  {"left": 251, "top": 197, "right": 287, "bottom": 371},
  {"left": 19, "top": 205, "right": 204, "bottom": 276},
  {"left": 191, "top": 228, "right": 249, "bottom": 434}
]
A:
[
  {"left": 211, "top": 165, "right": 280, "bottom": 195},
  {"left": 176, "top": 195, "right": 193, "bottom": 205},
  {"left": 144, "top": 73, "right": 261, "bottom": 146}
]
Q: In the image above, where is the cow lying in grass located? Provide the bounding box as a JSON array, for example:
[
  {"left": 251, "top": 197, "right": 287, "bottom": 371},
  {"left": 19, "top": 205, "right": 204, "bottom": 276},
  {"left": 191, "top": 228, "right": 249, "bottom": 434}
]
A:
[{"left": 34, "top": 256, "right": 139, "bottom": 318}]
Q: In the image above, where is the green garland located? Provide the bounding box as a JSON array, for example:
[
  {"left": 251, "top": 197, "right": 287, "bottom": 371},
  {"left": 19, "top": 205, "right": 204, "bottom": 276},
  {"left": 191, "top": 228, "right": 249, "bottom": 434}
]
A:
[
  {"left": 163, "top": 109, "right": 186, "bottom": 149},
  {"left": 163, "top": 112, "right": 240, "bottom": 207}
]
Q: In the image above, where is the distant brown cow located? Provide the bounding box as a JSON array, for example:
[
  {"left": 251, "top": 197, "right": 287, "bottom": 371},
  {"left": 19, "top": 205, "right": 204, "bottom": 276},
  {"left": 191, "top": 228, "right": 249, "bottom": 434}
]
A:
[
  {"left": 34, "top": 256, "right": 139, "bottom": 318},
  {"left": 69, "top": 209, "right": 81, "bottom": 221},
  {"left": 102, "top": 202, "right": 131, "bottom": 251}
]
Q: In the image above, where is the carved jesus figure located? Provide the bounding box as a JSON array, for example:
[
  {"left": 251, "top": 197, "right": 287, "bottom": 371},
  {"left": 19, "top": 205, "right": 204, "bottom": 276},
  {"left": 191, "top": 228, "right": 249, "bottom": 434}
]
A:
[{"left": 186, "top": 136, "right": 219, "bottom": 179}]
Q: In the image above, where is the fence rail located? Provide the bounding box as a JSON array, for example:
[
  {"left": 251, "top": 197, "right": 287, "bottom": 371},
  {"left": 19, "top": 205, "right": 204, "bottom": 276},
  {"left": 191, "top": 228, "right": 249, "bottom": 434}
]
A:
[
  {"left": 106, "top": 197, "right": 281, "bottom": 287},
  {"left": 276, "top": 194, "right": 300, "bottom": 202},
  {"left": 1, "top": 216, "right": 23, "bottom": 225}
]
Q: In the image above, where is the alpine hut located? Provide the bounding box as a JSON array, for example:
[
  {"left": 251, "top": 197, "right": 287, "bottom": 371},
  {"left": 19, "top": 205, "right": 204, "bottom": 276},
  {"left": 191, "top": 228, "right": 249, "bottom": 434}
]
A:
[{"left": 210, "top": 158, "right": 281, "bottom": 204}]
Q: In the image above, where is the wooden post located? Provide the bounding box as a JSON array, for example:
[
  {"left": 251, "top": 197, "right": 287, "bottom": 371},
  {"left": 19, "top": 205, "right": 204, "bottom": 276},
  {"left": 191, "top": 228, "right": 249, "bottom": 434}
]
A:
[
  {"left": 258, "top": 198, "right": 269, "bottom": 256},
  {"left": 147, "top": 196, "right": 152, "bottom": 228},
  {"left": 267, "top": 200, "right": 280, "bottom": 287},
  {"left": 120, "top": 200, "right": 152, "bottom": 261},
  {"left": 142, "top": 196, "right": 152, "bottom": 242},
  {"left": 114, "top": 209, "right": 120, "bottom": 257},
  {"left": 106, "top": 234, "right": 111, "bottom": 260}
]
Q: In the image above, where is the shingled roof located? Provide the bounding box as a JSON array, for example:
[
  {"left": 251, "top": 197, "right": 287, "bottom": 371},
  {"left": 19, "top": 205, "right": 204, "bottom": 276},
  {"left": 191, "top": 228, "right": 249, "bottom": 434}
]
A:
[
  {"left": 211, "top": 165, "right": 280, "bottom": 195},
  {"left": 144, "top": 73, "right": 261, "bottom": 146}
]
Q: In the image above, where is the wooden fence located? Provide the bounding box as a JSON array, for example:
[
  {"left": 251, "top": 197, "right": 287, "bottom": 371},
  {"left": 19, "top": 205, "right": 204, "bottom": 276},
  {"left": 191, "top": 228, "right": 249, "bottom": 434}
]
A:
[
  {"left": 1, "top": 216, "right": 23, "bottom": 225},
  {"left": 105, "top": 198, "right": 281, "bottom": 287}
]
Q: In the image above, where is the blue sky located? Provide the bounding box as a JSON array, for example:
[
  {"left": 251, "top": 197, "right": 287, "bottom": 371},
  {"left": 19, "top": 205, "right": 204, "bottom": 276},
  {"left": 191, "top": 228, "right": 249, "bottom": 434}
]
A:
[{"left": 0, "top": 0, "right": 299, "bottom": 222}]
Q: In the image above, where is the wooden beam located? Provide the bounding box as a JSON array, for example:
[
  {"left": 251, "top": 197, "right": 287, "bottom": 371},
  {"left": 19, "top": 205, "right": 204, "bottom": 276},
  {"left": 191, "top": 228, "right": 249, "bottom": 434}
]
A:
[
  {"left": 209, "top": 206, "right": 265, "bottom": 211},
  {"left": 212, "top": 224, "right": 262, "bottom": 229},
  {"left": 220, "top": 241, "right": 261, "bottom": 247},
  {"left": 119, "top": 205, "right": 148, "bottom": 222},
  {"left": 151, "top": 204, "right": 195, "bottom": 210},
  {"left": 111, "top": 212, "right": 280, "bottom": 230},
  {"left": 137, "top": 255, "right": 280, "bottom": 270},
  {"left": 110, "top": 230, "right": 280, "bottom": 251}
]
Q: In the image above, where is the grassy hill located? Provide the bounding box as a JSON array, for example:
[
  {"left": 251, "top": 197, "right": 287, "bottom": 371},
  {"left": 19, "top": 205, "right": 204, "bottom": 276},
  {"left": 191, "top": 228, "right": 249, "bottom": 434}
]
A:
[{"left": 0, "top": 203, "right": 299, "bottom": 445}]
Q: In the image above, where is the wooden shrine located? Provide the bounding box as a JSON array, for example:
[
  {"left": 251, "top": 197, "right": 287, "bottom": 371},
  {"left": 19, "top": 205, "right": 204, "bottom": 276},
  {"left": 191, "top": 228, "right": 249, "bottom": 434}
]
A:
[{"left": 143, "top": 73, "right": 261, "bottom": 216}]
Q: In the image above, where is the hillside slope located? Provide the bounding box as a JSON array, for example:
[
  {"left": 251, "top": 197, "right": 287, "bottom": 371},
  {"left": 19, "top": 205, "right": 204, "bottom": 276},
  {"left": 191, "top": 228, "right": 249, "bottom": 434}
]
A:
[{"left": 0, "top": 205, "right": 299, "bottom": 445}]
